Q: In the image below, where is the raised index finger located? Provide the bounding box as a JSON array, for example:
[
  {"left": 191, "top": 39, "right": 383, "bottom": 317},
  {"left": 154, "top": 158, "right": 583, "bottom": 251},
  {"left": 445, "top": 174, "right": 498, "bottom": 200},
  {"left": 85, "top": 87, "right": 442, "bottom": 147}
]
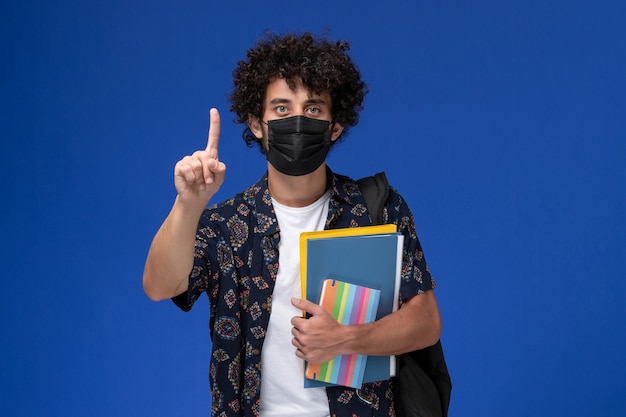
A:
[{"left": 206, "top": 108, "right": 220, "bottom": 158}]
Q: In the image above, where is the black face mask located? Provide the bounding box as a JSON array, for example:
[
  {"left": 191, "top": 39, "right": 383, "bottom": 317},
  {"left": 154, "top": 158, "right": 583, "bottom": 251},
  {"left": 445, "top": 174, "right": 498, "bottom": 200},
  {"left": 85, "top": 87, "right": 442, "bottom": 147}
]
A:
[{"left": 266, "top": 116, "right": 332, "bottom": 176}]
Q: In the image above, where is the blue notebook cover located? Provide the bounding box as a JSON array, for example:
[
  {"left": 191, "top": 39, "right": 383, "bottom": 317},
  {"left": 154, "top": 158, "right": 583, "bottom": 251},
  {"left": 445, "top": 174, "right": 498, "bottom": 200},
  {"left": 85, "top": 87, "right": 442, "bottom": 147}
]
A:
[{"left": 302, "top": 231, "right": 404, "bottom": 387}]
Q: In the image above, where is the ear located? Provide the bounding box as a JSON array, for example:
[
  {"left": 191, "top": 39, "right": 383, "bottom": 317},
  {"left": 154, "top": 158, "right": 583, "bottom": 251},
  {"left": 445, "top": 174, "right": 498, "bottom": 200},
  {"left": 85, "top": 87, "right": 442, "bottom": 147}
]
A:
[
  {"left": 330, "top": 122, "right": 344, "bottom": 142},
  {"left": 247, "top": 115, "right": 264, "bottom": 139}
]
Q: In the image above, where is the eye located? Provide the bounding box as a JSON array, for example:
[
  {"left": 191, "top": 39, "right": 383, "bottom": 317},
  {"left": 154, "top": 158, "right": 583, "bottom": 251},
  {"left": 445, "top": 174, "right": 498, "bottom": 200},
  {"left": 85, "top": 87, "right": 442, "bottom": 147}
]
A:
[
  {"left": 306, "top": 107, "right": 321, "bottom": 115},
  {"left": 275, "top": 105, "right": 288, "bottom": 114}
]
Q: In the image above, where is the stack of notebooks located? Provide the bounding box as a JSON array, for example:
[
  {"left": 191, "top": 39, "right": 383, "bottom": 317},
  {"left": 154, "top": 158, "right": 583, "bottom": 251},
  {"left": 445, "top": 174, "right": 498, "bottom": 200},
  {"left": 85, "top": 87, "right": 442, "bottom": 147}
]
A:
[{"left": 299, "top": 224, "right": 404, "bottom": 389}]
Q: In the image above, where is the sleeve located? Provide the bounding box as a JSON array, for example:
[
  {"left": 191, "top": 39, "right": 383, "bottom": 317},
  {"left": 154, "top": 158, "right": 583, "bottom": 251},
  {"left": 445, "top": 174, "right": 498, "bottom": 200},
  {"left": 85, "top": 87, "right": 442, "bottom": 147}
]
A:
[
  {"left": 171, "top": 213, "right": 218, "bottom": 312},
  {"left": 384, "top": 187, "right": 436, "bottom": 301}
]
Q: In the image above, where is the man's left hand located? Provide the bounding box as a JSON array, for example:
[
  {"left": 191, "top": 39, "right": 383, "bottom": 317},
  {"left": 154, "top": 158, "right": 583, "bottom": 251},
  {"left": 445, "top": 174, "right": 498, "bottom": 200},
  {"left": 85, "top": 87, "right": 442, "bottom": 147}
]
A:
[{"left": 290, "top": 297, "right": 345, "bottom": 364}]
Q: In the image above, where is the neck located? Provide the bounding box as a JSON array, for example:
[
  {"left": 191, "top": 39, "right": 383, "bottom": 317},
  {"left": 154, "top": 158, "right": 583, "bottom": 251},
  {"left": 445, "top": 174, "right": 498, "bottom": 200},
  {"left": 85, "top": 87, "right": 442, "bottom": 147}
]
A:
[{"left": 267, "top": 164, "right": 329, "bottom": 207}]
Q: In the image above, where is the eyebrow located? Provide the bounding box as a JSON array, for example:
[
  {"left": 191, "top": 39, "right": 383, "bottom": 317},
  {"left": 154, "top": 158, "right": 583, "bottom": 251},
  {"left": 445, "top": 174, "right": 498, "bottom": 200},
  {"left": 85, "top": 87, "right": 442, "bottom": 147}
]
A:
[
  {"left": 268, "top": 98, "right": 328, "bottom": 106},
  {"left": 268, "top": 98, "right": 291, "bottom": 105},
  {"left": 305, "top": 98, "right": 328, "bottom": 105}
]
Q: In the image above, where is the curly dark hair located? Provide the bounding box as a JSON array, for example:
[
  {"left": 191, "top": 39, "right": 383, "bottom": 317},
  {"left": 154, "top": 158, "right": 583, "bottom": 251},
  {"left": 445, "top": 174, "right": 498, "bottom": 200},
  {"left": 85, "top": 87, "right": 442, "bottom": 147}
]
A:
[{"left": 229, "top": 32, "right": 368, "bottom": 150}]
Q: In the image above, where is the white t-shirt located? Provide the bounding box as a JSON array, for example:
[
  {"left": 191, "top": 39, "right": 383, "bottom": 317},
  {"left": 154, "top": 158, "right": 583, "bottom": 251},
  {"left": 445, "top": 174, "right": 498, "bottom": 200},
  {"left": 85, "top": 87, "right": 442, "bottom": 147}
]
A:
[{"left": 259, "top": 191, "right": 331, "bottom": 417}]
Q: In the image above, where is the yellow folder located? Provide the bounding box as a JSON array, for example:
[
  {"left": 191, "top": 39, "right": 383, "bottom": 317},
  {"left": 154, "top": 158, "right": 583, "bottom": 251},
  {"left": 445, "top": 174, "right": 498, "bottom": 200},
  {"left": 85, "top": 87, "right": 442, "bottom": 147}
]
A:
[{"left": 299, "top": 224, "right": 397, "bottom": 303}]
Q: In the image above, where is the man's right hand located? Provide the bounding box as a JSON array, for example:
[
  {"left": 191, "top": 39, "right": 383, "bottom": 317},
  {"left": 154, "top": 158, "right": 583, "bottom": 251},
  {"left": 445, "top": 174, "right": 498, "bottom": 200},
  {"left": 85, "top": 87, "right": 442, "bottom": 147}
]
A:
[
  {"left": 174, "top": 108, "right": 226, "bottom": 207},
  {"left": 143, "top": 108, "right": 227, "bottom": 301}
]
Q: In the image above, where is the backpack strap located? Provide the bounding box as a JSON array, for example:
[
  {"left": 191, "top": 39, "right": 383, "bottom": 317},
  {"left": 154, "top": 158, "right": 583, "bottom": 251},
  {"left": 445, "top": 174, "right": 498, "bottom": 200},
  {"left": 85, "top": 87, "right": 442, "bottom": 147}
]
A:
[{"left": 357, "top": 172, "right": 389, "bottom": 225}]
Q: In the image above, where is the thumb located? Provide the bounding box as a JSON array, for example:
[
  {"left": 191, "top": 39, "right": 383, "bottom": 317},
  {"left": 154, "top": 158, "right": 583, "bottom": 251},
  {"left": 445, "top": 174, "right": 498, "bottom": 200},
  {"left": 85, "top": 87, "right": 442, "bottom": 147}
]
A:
[{"left": 292, "top": 297, "right": 320, "bottom": 315}]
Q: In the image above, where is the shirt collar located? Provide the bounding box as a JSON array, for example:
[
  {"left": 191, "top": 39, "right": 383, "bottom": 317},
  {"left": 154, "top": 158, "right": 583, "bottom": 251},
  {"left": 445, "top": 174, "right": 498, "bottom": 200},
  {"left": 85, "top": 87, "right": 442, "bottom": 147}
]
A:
[{"left": 248, "top": 167, "right": 359, "bottom": 236}]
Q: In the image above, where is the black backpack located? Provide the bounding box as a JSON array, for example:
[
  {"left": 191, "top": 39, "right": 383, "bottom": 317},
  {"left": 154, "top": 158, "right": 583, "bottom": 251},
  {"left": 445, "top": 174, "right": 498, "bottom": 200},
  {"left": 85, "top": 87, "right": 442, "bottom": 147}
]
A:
[{"left": 357, "top": 172, "right": 452, "bottom": 417}]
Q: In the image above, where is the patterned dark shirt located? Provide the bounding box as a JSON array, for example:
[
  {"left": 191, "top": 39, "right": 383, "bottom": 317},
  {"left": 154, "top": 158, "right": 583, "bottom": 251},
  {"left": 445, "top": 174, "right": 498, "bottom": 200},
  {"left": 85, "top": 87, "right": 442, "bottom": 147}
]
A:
[{"left": 172, "top": 169, "right": 435, "bottom": 417}]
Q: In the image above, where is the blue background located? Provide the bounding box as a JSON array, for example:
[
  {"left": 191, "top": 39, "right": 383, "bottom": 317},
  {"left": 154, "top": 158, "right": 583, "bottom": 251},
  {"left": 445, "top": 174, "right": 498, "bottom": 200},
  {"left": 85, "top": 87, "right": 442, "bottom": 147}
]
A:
[{"left": 2, "top": 0, "right": 625, "bottom": 416}]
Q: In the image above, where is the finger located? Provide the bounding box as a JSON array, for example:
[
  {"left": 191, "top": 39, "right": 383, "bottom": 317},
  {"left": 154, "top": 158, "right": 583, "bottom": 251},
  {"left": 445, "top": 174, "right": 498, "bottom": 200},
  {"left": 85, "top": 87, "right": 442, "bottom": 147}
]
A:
[
  {"left": 205, "top": 108, "right": 220, "bottom": 158},
  {"left": 291, "top": 297, "right": 319, "bottom": 315},
  {"left": 194, "top": 151, "right": 216, "bottom": 185},
  {"left": 202, "top": 158, "right": 214, "bottom": 185},
  {"left": 291, "top": 315, "right": 305, "bottom": 330},
  {"left": 291, "top": 327, "right": 301, "bottom": 342},
  {"left": 176, "top": 157, "right": 201, "bottom": 186},
  {"left": 292, "top": 336, "right": 304, "bottom": 351},
  {"left": 192, "top": 158, "right": 208, "bottom": 190},
  {"left": 189, "top": 151, "right": 211, "bottom": 189},
  {"left": 294, "top": 347, "right": 305, "bottom": 360}
]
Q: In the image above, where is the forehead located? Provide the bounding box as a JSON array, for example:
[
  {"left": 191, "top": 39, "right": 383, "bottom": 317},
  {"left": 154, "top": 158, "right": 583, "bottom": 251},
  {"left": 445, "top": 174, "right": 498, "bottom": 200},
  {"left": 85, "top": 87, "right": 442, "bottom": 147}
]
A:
[{"left": 264, "top": 78, "right": 332, "bottom": 104}]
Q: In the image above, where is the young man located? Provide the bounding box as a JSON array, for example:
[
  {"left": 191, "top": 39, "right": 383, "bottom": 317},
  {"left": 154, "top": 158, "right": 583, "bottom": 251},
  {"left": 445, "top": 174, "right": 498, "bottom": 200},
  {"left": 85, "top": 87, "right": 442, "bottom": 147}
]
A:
[{"left": 143, "top": 32, "right": 441, "bottom": 417}]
